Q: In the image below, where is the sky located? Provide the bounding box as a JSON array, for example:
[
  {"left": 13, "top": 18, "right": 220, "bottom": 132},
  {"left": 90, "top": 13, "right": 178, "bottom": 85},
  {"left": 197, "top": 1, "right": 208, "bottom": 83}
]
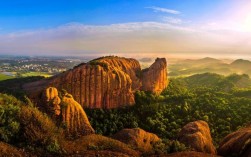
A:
[{"left": 0, "top": 0, "right": 251, "bottom": 59}]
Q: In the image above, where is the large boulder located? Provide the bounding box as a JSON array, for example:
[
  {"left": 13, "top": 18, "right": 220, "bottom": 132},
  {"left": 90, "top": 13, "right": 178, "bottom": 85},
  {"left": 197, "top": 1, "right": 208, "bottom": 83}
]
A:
[
  {"left": 178, "top": 120, "right": 216, "bottom": 154},
  {"left": 218, "top": 125, "right": 251, "bottom": 157},
  {"left": 112, "top": 128, "right": 160, "bottom": 152},
  {"left": 61, "top": 93, "right": 95, "bottom": 136},
  {"left": 42, "top": 87, "right": 95, "bottom": 137},
  {"left": 23, "top": 56, "right": 168, "bottom": 109}
]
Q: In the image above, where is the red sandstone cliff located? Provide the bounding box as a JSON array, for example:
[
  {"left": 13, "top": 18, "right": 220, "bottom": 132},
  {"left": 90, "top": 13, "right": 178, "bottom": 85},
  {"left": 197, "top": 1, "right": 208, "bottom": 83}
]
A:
[
  {"left": 24, "top": 56, "right": 168, "bottom": 109},
  {"left": 142, "top": 58, "right": 168, "bottom": 94}
]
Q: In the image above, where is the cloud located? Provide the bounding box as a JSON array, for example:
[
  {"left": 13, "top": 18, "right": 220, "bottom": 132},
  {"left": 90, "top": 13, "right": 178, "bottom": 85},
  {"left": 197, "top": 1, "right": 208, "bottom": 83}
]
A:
[
  {"left": 0, "top": 22, "right": 251, "bottom": 58},
  {"left": 146, "top": 6, "right": 181, "bottom": 14},
  {"left": 162, "top": 17, "right": 183, "bottom": 24}
]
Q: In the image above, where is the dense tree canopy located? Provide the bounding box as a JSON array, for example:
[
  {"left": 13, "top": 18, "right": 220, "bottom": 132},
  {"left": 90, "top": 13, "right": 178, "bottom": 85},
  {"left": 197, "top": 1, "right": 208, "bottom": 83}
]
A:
[{"left": 86, "top": 73, "right": 251, "bottom": 145}]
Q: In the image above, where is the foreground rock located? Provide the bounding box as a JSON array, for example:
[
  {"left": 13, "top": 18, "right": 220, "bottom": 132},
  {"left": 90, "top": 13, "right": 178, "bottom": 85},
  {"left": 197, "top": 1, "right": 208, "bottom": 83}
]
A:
[
  {"left": 218, "top": 125, "right": 251, "bottom": 157},
  {"left": 178, "top": 120, "right": 216, "bottom": 154},
  {"left": 61, "top": 134, "right": 140, "bottom": 157},
  {"left": 43, "top": 87, "right": 94, "bottom": 137},
  {"left": 112, "top": 128, "right": 160, "bottom": 153},
  {"left": 24, "top": 56, "right": 168, "bottom": 109},
  {"left": 61, "top": 93, "right": 95, "bottom": 136}
]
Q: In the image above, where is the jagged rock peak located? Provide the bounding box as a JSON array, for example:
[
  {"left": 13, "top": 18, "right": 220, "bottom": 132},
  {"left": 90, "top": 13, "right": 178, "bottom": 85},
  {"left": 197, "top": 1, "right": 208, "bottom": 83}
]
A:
[{"left": 142, "top": 58, "right": 168, "bottom": 94}]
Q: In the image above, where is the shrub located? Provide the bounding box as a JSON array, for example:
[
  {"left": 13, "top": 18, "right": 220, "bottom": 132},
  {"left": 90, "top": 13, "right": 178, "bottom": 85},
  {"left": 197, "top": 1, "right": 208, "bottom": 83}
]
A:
[
  {"left": 152, "top": 139, "right": 189, "bottom": 155},
  {"left": 19, "top": 105, "right": 61, "bottom": 147},
  {"left": 46, "top": 139, "right": 61, "bottom": 154},
  {"left": 0, "top": 94, "right": 21, "bottom": 142}
]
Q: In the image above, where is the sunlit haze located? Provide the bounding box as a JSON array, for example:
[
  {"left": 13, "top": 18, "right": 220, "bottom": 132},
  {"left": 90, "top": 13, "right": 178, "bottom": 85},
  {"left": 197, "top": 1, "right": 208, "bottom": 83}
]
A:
[{"left": 0, "top": 0, "right": 251, "bottom": 59}]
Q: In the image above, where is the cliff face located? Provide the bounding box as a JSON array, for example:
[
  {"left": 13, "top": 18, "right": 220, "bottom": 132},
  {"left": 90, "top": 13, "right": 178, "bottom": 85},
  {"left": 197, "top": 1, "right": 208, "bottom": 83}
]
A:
[
  {"left": 24, "top": 56, "right": 168, "bottom": 109},
  {"left": 47, "top": 57, "right": 139, "bottom": 108},
  {"left": 142, "top": 58, "right": 168, "bottom": 94}
]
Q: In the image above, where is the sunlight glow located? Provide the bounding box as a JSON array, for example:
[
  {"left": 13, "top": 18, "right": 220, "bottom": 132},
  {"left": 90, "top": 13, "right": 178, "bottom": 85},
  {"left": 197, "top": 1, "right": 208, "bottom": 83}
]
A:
[{"left": 243, "top": 14, "right": 251, "bottom": 32}]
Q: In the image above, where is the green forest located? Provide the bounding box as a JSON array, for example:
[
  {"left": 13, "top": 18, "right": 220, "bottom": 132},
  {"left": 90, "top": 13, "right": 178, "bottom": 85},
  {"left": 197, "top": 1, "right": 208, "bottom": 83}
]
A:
[{"left": 86, "top": 73, "right": 251, "bottom": 146}]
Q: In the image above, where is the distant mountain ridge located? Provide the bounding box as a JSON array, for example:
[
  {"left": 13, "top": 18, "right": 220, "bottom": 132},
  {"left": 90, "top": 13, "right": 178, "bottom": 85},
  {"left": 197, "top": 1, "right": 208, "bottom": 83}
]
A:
[{"left": 169, "top": 57, "right": 251, "bottom": 77}]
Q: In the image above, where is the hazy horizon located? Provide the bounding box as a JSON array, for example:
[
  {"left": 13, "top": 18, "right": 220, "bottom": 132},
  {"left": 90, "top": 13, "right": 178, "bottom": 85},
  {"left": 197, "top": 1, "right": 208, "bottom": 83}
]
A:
[{"left": 0, "top": 0, "right": 251, "bottom": 59}]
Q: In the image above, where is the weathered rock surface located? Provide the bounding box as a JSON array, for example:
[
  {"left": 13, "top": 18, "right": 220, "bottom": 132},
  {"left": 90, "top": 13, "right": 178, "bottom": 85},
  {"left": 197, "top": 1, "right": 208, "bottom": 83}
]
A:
[
  {"left": 218, "top": 125, "right": 251, "bottom": 157},
  {"left": 61, "top": 93, "right": 95, "bottom": 136},
  {"left": 42, "top": 87, "right": 94, "bottom": 136},
  {"left": 112, "top": 128, "right": 160, "bottom": 152},
  {"left": 142, "top": 58, "right": 168, "bottom": 94},
  {"left": 24, "top": 56, "right": 168, "bottom": 109},
  {"left": 178, "top": 120, "right": 216, "bottom": 154},
  {"left": 43, "top": 87, "right": 61, "bottom": 116}
]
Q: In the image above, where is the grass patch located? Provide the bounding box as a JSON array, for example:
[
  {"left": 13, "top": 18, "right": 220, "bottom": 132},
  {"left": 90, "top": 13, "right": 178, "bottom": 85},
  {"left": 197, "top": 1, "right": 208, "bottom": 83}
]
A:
[{"left": 0, "top": 73, "right": 14, "bottom": 81}]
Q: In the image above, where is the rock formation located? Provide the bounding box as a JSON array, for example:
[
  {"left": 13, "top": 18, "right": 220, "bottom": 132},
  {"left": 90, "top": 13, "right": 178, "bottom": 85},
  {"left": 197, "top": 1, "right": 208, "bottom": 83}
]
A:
[
  {"left": 177, "top": 120, "right": 216, "bottom": 154},
  {"left": 61, "top": 93, "right": 95, "bottom": 136},
  {"left": 24, "top": 56, "right": 168, "bottom": 109},
  {"left": 218, "top": 125, "right": 251, "bottom": 157},
  {"left": 43, "top": 87, "right": 61, "bottom": 116},
  {"left": 142, "top": 58, "right": 168, "bottom": 94},
  {"left": 112, "top": 128, "right": 160, "bottom": 152},
  {"left": 43, "top": 87, "right": 94, "bottom": 136}
]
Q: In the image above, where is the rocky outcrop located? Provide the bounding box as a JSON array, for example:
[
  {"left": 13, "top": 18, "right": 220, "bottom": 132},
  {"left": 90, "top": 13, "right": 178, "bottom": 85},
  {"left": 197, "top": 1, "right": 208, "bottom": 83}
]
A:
[
  {"left": 43, "top": 87, "right": 61, "bottom": 116},
  {"left": 42, "top": 87, "right": 94, "bottom": 136},
  {"left": 47, "top": 57, "right": 139, "bottom": 108},
  {"left": 178, "top": 121, "right": 216, "bottom": 154},
  {"left": 24, "top": 56, "right": 168, "bottom": 109},
  {"left": 218, "top": 125, "right": 251, "bottom": 157},
  {"left": 112, "top": 128, "right": 160, "bottom": 152},
  {"left": 61, "top": 93, "right": 95, "bottom": 136},
  {"left": 142, "top": 58, "right": 168, "bottom": 94}
]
